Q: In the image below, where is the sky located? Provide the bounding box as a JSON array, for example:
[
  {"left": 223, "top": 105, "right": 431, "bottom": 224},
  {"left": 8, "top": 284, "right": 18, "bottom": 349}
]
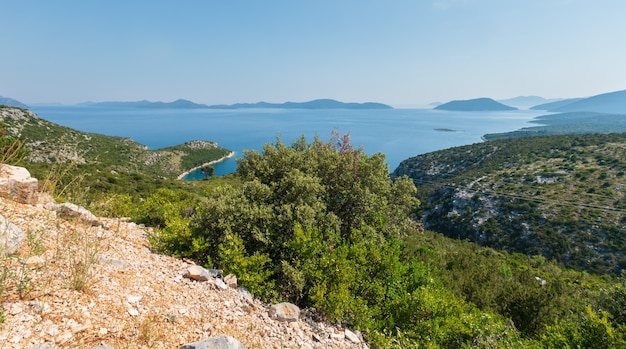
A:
[{"left": 2, "top": 0, "right": 626, "bottom": 107}]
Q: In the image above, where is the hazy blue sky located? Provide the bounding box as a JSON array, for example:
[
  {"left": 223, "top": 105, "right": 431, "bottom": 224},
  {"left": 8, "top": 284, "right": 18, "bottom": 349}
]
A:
[{"left": 2, "top": 1, "right": 626, "bottom": 107}]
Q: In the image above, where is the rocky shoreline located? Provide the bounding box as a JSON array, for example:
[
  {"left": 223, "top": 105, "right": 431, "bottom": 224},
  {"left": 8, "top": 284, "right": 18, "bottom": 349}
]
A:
[{"left": 176, "top": 151, "right": 236, "bottom": 180}]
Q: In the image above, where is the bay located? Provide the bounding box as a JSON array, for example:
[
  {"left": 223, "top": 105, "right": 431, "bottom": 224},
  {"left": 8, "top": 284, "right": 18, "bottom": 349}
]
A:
[{"left": 29, "top": 106, "right": 546, "bottom": 177}]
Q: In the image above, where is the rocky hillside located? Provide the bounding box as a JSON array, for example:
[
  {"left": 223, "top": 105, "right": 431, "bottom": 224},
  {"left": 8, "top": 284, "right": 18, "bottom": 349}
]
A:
[
  {"left": 0, "top": 106, "right": 231, "bottom": 179},
  {"left": 0, "top": 166, "right": 367, "bottom": 349},
  {"left": 392, "top": 133, "right": 626, "bottom": 275}
]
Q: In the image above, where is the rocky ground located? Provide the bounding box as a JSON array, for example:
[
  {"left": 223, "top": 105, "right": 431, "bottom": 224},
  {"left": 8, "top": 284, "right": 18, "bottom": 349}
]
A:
[{"left": 0, "top": 190, "right": 369, "bottom": 348}]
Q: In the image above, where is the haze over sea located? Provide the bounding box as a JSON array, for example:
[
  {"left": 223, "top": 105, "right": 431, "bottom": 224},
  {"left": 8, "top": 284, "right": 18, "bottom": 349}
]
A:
[{"left": 30, "top": 106, "right": 546, "bottom": 178}]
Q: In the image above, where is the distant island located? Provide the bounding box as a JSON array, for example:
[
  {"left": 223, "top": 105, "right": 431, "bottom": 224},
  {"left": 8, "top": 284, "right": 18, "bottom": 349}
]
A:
[
  {"left": 0, "top": 96, "right": 29, "bottom": 109},
  {"left": 543, "top": 89, "right": 626, "bottom": 114},
  {"left": 207, "top": 99, "right": 392, "bottom": 110},
  {"left": 497, "top": 96, "right": 560, "bottom": 109},
  {"left": 83, "top": 98, "right": 393, "bottom": 110},
  {"left": 434, "top": 98, "right": 517, "bottom": 111},
  {"left": 530, "top": 98, "right": 584, "bottom": 111},
  {"left": 84, "top": 99, "right": 210, "bottom": 109}
]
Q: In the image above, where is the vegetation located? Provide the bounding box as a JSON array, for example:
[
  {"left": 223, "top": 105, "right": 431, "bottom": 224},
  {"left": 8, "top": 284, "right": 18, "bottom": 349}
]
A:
[
  {"left": 0, "top": 105, "right": 232, "bottom": 207},
  {"left": 143, "top": 131, "right": 626, "bottom": 347},
  {"left": 3, "top": 104, "right": 626, "bottom": 347},
  {"left": 394, "top": 133, "right": 626, "bottom": 275},
  {"left": 484, "top": 112, "right": 626, "bottom": 140}
]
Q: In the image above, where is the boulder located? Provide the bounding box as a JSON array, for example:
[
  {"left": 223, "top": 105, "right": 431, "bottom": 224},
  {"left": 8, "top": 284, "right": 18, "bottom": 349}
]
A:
[
  {"left": 268, "top": 302, "right": 300, "bottom": 322},
  {"left": 186, "top": 265, "right": 211, "bottom": 281},
  {"left": 47, "top": 202, "right": 101, "bottom": 226},
  {"left": 179, "top": 335, "right": 246, "bottom": 349},
  {"left": 0, "top": 164, "right": 39, "bottom": 205},
  {"left": 0, "top": 214, "right": 25, "bottom": 255}
]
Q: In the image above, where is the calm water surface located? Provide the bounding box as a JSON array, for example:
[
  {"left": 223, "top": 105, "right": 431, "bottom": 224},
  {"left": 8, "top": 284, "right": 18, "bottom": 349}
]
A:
[{"left": 30, "top": 106, "right": 546, "bottom": 177}]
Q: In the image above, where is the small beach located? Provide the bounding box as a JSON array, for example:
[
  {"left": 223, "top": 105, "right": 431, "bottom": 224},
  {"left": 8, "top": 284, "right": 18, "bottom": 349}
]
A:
[{"left": 177, "top": 151, "right": 236, "bottom": 180}]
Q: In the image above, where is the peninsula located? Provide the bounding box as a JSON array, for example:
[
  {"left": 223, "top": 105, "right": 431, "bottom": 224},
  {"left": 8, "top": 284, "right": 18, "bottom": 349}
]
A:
[{"left": 177, "top": 151, "right": 236, "bottom": 180}]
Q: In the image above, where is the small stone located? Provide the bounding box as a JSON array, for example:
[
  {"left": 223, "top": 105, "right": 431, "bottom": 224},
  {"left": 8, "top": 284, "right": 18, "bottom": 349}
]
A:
[
  {"left": 55, "top": 331, "right": 73, "bottom": 344},
  {"left": 186, "top": 265, "right": 210, "bottom": 281},
  {"left": 179, "top": 335, "right": 246, "bottom": 349},
  {"left": 224, "top": 274, "right": 238, "bottom": 288},
  {"left": 25, "top": 255, "right": 45, "bottom": 267},
  {"left": 127, "top": 295, "right": 142, "bottom": 304},
  {"left": 6, "top": 302, "right": 23, "bottom": 315},
  {"left": 99, "top": 327, "right": 109, "bottom": 336},
  {"left": 330, "top": 333, "right": 345, "bottom": 341},
  {"left": 213, "top": 278, "right": 228, "bottom": 290},
  {"left": 345, "top": 329, "right": 361, "bottom": 343},
  {"left": 28, "top": 301, "right": 51, "bottom": 314},
  {"left": 0, "top": 214, "right": 25, "bottom": 255},
  {"left": 269, "top": 302, "right": 300, "bottom": 322},
  {"left": 127, "top": 307, "right": 139, "bottom": 317}
]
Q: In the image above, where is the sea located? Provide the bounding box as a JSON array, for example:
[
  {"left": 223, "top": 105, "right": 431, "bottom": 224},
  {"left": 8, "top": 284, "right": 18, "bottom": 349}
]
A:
[{"left": 29, "top": 106, "right": 547, "bottom": 178}]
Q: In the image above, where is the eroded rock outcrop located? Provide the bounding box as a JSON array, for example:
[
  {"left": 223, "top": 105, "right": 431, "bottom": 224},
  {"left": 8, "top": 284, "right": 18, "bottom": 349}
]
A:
[{"left": 0, "top": 164, "right": 38, "bottom": 205}]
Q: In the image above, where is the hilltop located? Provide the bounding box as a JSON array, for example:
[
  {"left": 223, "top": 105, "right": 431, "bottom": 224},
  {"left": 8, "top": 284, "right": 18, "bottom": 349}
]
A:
[
  {"left": 434, "top": 97, "right": 517, "bottom": 111},
  {"left": 0, "top": 97, "right": 29, "bottom": 109},
  {"left": 497, "top": 96, "right": 559, "bottom": 109}
]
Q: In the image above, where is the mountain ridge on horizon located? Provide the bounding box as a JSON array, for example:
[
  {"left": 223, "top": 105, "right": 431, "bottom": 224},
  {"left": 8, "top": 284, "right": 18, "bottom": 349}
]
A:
[{"left": 78, "top": 98, "right": 393, "bottom": 110}]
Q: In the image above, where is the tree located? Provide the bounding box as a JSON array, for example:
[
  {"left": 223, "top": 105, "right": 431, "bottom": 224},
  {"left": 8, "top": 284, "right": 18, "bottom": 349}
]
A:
[
  {"left": 183, "top": 132, "right": 420, "bottom": 296},
  {"left": 200, "top": 164, "right": 214, "bottom": 179}
]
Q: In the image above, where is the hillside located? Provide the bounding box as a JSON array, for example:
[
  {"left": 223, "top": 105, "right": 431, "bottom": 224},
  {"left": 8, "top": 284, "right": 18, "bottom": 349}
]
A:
[
  {"left": 0, "top": 97, "right": 29, "bottom": 109},
  {"left": 483, "top": 112, "right": 626, "bottom": 140},
  {"left": 549, "top": 89, "right": 626, "bottom": 114},
  {"left": 497, "top": 96, "right": 558, "bottom": 109},
  {"left": 529, "top": 98, "right": 584, "bottom": 111},
  {"left": 392, "top": 133, "right": 626, "bottom": 275},
  {"left": 2, "top": 121, "right": 625, "bottom": 347},
  {"left": 0, "top": 106, "right": 231, "bottom": 180},
  {"left": 434, "top": 98, "right": 517, "bottom": 111},
  {"left": 0, "top": 190, "right": 366, "bottom": 348}
]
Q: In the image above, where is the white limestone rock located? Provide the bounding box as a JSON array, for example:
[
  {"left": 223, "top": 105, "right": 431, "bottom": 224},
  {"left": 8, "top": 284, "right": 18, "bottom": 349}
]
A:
[
  {"left": 0, "top": 214, "right": 25, "bottom": 255},
  {"left": 268, "top": 302, "right": 300, "bottom": 323},
  {"left": 0, "top": 165, "right": 38, "bottom": 205}
]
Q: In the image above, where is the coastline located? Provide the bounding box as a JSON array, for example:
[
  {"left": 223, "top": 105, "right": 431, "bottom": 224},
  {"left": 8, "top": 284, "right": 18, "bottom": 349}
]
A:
[{"left": 176, "top": 151, "right": 236, "bottom": 180}]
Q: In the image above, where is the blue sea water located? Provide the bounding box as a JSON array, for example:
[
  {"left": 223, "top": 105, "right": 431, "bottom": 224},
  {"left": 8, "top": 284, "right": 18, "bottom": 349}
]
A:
[{"left": 29, "top": 106, "right": 546, "bottom": 178}]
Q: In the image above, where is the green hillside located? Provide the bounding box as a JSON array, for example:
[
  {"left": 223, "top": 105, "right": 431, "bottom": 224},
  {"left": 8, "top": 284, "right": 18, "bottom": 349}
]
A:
[
  {"left": 0, "top": 105, "right": 232, "bottom": 200},
  {"left": 393, "top": 133, "right": 626, "bottom": 275}
]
